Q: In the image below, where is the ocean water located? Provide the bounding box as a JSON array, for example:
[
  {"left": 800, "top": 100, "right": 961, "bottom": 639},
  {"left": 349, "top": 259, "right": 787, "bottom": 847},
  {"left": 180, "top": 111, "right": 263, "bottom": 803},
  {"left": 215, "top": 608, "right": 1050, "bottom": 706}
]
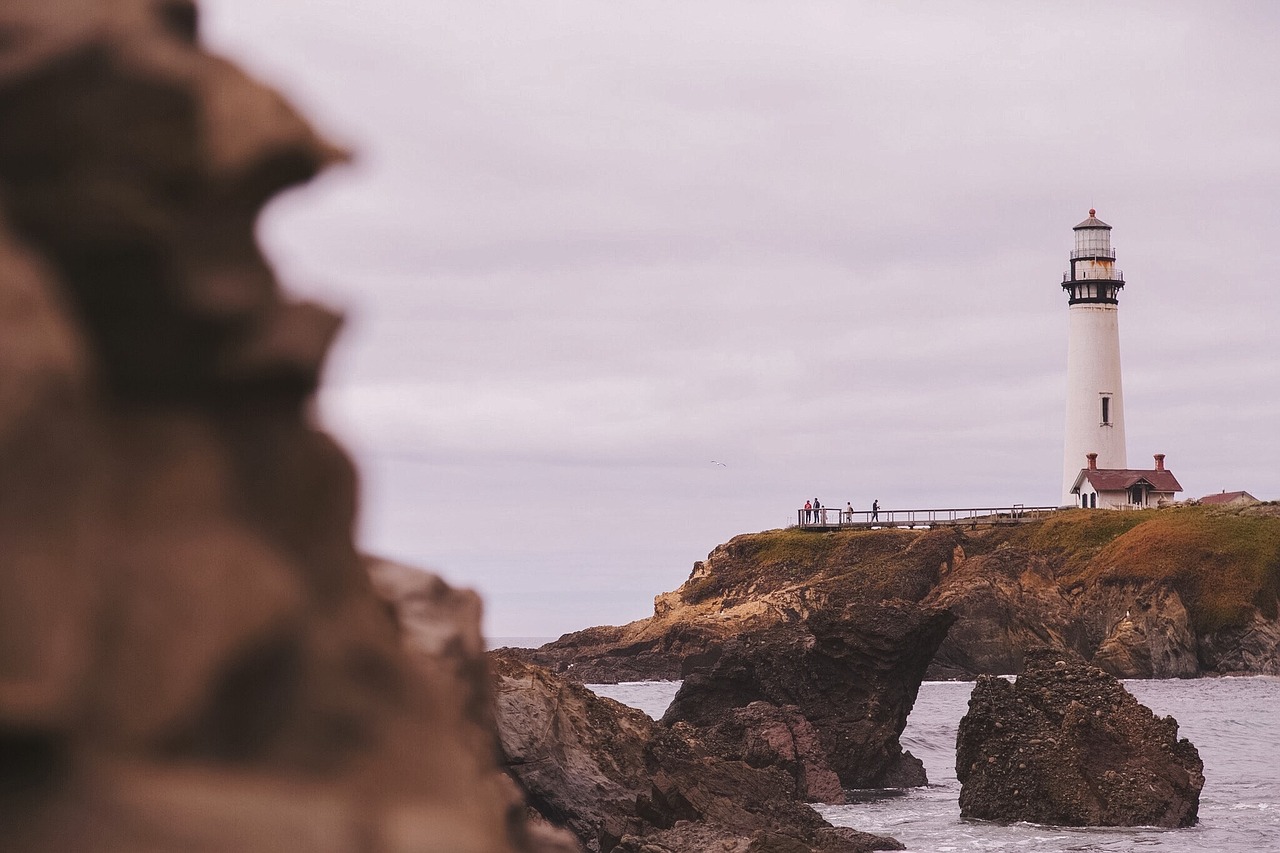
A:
[{"left": 586, "top": 677, "right": 1280, "bottom": 852}]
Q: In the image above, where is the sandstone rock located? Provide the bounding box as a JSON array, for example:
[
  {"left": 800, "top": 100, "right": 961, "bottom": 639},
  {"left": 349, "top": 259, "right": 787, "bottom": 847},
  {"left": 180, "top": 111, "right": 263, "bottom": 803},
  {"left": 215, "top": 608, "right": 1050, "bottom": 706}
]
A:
[
  {"left": 1088, "top": 585, "right": 1199, "bottom": 679},
  {"left": 1198, "top": 606, "right": 1280, "bottom": 675},
  {"left": 662, "top": 604, "right": 954, "bottom": 789},
  {"left": 490, "top": 654, "right": 903, "bottom": 853},
  {"left": 955, "top": 649, "right": 1204, "bottom": 827},
  {"left": 0, "top": 3, "right": 564, "bottom": 850},
  {"left": 519, "top": 622, "right": 723, "bottom": 683},
  {"left": 530, "top": 513, "right": 1280, "bottom": 683},
  {"left": 924, "top": 547, "right": 1081, "bottom": 677}
]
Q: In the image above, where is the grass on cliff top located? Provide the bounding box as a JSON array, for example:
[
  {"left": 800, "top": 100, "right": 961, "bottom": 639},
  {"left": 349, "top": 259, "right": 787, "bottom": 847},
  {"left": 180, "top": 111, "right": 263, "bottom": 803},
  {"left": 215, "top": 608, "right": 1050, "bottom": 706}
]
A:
[
  {"left": 1063, "top": 507, "right": 1280, "bottom": 633},
  {"left": 1001, "top": 509, "right": 1154, "bottom": 573},
  {"left": 679, "top": 526, "right": 953, "bottom": 606}
]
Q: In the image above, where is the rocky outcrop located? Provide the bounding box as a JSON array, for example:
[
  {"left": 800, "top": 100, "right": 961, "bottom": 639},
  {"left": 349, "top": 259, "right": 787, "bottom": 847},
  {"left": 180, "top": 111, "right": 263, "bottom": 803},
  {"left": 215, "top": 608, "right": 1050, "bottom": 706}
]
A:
[
  {"left": 695, "top": 702, "right": 846, "bottom": 805},
  {"left": 1197, "top": 609, "right": 1280, "bottom": 675},
  {"left": 663, "top": 605, "right": 953, "bottom": 789},
  {"left": 527, "top": 507, "right": 1280, "bottom": 681},
  {"left": 1085, "top": 584, "right": 1200, "bottom": 679},
  {"left": 955, "top": 650, "right": 1204, "bottom": 827},
  {"left": 491, "top": 654, "right": 904, "bottom": 853},
  {"left": 515, "top": 622, "right": 723, "bottom": 683},
  {"left": 0, "top": 3, "right": 566, "bottom": 850},
  {"left": 923, "top": 546, "right": 1081, "bottom": 678}
]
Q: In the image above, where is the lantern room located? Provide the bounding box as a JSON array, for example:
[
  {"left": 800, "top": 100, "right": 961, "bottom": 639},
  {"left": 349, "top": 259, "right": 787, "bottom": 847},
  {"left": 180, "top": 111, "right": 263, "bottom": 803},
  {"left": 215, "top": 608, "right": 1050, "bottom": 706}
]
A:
[{"left": 1063, "top": 208, "right": 1124, "bottom": 304}]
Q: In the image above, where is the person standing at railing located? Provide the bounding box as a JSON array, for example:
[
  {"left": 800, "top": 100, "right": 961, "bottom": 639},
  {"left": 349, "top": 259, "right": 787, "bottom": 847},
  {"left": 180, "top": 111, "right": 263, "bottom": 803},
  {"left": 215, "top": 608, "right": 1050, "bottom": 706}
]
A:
[
  {"left": 814, "top": 499, "right": 823, "bottom": 524},
  {"left": 845, "top": 501, "right": 854, "bottom": 523},
  {"left": 871, "top": 499, "right": 880, "bottom": 522},
  {"left": 803, "top": 500, "right": 812, "bottom": 523}
]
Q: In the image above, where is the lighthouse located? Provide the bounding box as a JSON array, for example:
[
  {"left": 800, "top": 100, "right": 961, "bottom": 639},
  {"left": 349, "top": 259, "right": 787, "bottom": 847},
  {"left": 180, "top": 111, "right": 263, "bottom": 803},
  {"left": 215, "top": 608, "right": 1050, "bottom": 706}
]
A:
[{"left": 1060, "top": 209, "right": 1127, "bottom": 505}]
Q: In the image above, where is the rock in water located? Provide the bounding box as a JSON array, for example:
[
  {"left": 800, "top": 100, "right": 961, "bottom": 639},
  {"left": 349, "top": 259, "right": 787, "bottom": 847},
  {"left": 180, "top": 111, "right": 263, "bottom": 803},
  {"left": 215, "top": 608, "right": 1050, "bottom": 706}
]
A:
[
  {"left": 662, "top": 604, "right": 954, "bottom": 789},
  {"left": 490, "top": 654, "right": 905, "bottom": 853},
  {"left": 955, "top": 649, "right": 1204, "bottom": 827}
]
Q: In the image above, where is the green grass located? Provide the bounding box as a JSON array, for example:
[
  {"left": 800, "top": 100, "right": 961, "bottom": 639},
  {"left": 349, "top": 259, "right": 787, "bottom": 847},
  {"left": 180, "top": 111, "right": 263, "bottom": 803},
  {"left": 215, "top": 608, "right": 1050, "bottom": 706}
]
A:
[
  {"left": 679, "top": 508, "right": 1280, "bottom": 635},
  {"left": 1003, "top": 509, "right": 1155, "bottom": 573},
  {"left": 1079, "top": 509, "right": 1280, "bottom": 633},
  {"left": 678, "top": 526, "right": 955, "bottom": 606}
]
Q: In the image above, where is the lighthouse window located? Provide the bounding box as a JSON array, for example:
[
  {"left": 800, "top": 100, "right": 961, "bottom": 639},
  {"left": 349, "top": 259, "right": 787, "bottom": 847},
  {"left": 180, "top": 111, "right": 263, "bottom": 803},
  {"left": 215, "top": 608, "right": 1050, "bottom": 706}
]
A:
[{"left": 1101, "top": 396, "right": 1111, "bottom": 424}]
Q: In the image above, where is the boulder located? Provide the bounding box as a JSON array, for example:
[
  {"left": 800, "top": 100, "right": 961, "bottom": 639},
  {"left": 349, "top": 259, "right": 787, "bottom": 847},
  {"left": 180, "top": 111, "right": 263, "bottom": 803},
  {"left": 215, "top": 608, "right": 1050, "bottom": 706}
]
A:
[
  {"left": 955, "top": 649, "right": 1204, "bottom": 827},
  {"left": 490, "top": 654, "right": 903, "bottom": 853},
  {"left": 662, "top": 604, "right": 954, "bottom": 789}
]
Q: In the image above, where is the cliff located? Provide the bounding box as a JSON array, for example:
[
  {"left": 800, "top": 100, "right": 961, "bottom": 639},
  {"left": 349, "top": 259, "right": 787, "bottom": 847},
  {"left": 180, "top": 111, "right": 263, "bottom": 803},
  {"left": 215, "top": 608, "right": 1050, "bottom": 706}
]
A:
[{"left": 525, "top": 505, "right": 1280, "bottom": 681}]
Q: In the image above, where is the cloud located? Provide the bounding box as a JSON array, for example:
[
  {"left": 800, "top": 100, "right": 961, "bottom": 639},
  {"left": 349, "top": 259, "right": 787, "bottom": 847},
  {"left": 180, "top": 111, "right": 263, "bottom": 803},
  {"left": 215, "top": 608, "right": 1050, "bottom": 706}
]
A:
[{"left": 201, "top": 0, "right": 1280, "bottom": 636}]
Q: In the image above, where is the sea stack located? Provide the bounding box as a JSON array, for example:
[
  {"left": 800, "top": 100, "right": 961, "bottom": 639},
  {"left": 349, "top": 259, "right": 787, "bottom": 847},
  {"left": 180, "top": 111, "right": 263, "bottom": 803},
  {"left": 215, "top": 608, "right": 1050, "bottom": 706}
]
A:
[{"left": 955, "top": 649, "right": 1204, "bottom": 827}]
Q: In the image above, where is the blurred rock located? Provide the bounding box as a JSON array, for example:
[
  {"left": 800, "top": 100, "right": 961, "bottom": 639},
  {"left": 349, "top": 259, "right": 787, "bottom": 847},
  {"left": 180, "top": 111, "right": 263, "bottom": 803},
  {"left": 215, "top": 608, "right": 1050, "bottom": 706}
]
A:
[
  {"left": 0, "top": 2, "right": 567, "bottom": 850},
  {"left": 955, "top": 649, "right": 1204, "bottom": 827}
]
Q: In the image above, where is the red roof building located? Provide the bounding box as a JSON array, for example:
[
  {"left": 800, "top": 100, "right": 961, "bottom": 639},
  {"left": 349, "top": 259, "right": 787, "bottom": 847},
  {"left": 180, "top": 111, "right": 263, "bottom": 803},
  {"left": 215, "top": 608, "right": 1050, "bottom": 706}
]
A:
[
  {"left": 1069, "top": 453, "right": 1183, "bottom": 510},
  {"left": 1197, "top": 490, "right": 1259, "bottom": 506}
]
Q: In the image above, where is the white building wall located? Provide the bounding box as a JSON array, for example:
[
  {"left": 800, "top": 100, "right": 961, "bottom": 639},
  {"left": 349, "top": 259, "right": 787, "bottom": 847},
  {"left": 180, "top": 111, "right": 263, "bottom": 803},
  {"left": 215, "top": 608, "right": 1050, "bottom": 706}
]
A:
[
  {"left": 1062, "top": 303, "right": 1127, "bottom": 503},
  {"left": 1097, "top": 489, "right": 1130, "bottom": 510}
]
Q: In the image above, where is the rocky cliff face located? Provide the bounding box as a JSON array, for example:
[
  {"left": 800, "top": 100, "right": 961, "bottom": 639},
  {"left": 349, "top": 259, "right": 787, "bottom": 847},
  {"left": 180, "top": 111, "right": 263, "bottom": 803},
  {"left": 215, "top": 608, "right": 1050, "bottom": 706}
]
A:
[
  {"left": 525, "top": 507, "right": 1280, "bottom": 682},
  {"left": 0, "top": 3, "right": 565, "bottom": 850}
]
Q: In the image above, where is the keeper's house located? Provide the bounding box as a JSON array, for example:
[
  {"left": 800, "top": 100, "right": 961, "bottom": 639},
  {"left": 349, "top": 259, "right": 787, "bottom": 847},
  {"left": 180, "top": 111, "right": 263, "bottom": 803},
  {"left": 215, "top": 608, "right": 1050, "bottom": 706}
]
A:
[{"left": 1070, "top": 453, "right": 1183, "bottom": 510}]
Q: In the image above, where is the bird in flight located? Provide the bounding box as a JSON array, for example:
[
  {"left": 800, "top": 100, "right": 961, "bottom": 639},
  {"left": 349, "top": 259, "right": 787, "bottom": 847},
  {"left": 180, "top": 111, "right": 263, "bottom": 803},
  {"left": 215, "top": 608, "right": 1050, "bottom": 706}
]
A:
[{"left": 710, "top": 460, "right": 727, "bottom": 467}]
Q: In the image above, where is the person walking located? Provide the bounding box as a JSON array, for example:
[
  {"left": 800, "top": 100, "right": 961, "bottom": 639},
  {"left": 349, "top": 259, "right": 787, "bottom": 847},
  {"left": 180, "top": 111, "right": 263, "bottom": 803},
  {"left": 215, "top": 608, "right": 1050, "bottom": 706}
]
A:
[
  {"left": 871, "top": 499, "right": 880, "bottom": 522},
  {"left": 845, "top": 501, "right": 854, "bottom": 523}
]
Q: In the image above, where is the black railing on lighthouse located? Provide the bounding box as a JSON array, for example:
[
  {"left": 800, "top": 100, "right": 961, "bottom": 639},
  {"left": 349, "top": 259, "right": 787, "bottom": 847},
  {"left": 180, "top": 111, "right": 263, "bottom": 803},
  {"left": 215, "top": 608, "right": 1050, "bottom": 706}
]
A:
[{"left": 796, "top": 505, "right": 1061, "bottom": 529}]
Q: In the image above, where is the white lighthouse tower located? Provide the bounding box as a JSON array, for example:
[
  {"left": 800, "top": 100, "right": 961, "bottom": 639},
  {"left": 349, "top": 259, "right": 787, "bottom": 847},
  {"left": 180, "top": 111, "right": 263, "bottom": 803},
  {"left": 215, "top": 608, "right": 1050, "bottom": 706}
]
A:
[{"left": 1061, "top": 209, "right": 1127, "bottom": 505}]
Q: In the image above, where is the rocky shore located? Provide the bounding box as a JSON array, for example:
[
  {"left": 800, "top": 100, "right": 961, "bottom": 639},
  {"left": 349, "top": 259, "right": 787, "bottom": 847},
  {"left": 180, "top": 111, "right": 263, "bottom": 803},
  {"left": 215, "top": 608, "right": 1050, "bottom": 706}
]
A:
[
  {"left": 519, "top": 507, "right": 1280, "bottom": 682},
  {"left": 490, "top": 652, "right": 905, "bottom": 853}
]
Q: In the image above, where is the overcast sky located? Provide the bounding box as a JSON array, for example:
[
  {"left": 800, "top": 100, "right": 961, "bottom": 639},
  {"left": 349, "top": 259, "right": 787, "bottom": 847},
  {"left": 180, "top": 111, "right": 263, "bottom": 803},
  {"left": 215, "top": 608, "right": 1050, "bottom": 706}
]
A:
[{"left": 200, "top": 1, "right": 1280, "bottom": 639}]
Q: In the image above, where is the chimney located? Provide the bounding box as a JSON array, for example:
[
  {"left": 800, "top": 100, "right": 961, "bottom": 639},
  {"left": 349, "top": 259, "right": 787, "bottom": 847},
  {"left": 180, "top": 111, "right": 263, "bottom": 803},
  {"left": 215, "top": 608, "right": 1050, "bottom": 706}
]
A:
[
  {"left": 1086, "top": 452, "right": 1098, "bottom": 471},
  {"left": 1154, "top": 453, "right": 1165, "bottom": 472}
]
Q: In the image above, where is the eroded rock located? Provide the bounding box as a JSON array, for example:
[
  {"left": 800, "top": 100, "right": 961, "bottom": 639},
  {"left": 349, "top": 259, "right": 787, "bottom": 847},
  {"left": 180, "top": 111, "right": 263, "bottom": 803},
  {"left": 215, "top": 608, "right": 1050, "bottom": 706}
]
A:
[
  {"left": 490, "top": 654, "right": 903, "bottom": 853},
  {"left": 662, "top": 604, "right": 954, "bottom": 789},
  {"left": 955, "top": 649, "right": 1204, "bottom": 827}
]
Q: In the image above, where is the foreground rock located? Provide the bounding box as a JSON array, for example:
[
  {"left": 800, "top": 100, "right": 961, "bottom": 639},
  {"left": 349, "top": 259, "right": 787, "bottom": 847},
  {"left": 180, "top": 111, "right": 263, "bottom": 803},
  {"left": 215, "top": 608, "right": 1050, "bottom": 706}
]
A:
[
  {"left": 663, "top": 605, "right": 954, "bottom": 791},
  {"left": 491, "top": 654, "right": 904, "bottom": 853},
  {"left": 955, "top": 650, "right": 1204, "bottom": 827},
  {"left": 0, "top": 4, "right": 565, "bottom": 850}
]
